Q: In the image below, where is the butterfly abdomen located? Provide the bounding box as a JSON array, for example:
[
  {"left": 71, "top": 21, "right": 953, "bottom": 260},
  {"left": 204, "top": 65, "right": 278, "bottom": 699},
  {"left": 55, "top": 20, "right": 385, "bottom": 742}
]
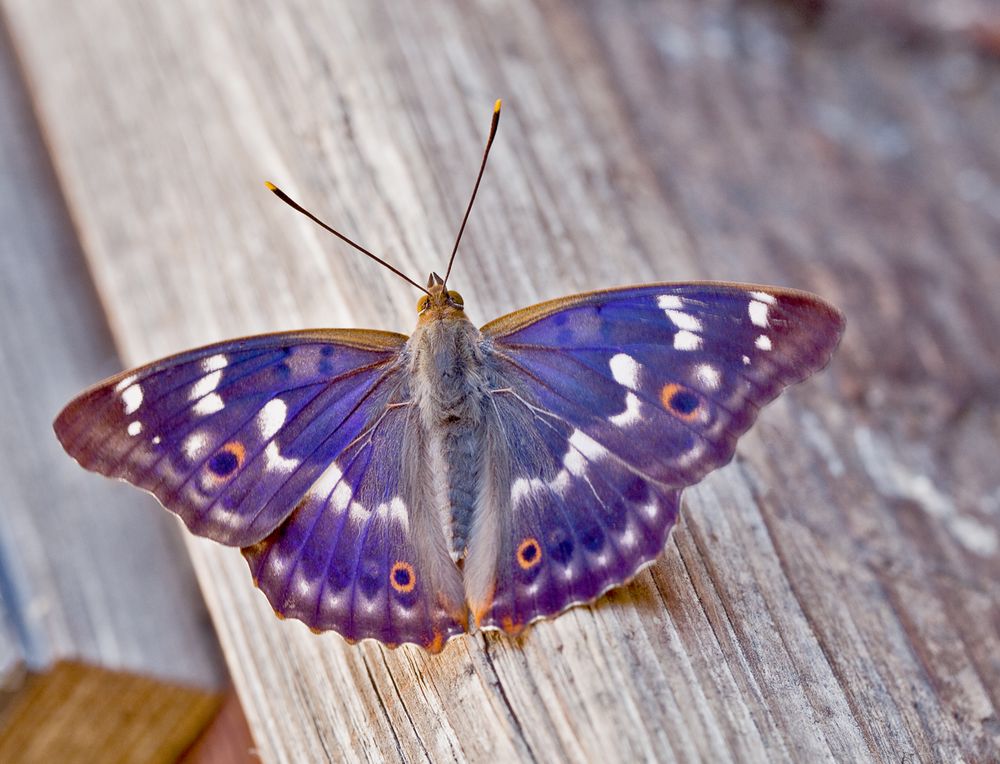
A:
[{"left": 409, "top": 316, "right": 496, "bottom": 558}]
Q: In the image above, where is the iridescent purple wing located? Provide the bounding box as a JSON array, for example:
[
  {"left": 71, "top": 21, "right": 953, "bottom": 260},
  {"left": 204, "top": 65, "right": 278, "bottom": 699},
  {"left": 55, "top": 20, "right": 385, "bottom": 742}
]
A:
[
  {"left": 469, "top": 283, "right": 844, "bottom": 632},
  {"left": 242, "top": 399, "right": 467, "bottom": 651},
  {"left": 55, "top": 328, "right": 464, "bottom": 650}
]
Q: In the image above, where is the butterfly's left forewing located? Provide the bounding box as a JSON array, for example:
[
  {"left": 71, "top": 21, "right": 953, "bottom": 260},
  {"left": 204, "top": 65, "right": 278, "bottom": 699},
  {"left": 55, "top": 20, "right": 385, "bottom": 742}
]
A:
[
  {"left": 56, "top": 329, "right": 406, "bottom": 546},
  {"left": 470, "top": 283, "right": 844, "bottom": 632},
  {"left": 56, "top": 328, "right": 466, "bottom": 650}
]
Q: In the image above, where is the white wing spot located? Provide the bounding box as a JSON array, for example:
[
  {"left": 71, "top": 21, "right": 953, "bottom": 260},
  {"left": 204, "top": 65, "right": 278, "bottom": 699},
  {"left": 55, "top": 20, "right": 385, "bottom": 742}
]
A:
[
  {"left": 676, "top": 440, "right": 707, "bottom": 469},
  {"left": 550, "top": 470, "right": 571, "bottom": 495},
  {"left": 258, "top": 399, "right": 288, "bottom": 438},
  {"left": 749, "top": 300, "right": 770, "bottom": 327},
  {"left": 202, "top": 354, "right": 229, "bottom": 373},
  {"left": 207, "top": 503, "right": 243, "bottom": 531},
  {"left": 127, "top": 421, "right": 143, "bottom": 436},
  {"left": 755, "top": 335, "right": 773, "bottom": 351},
  {"left": 264, "top": 442, "right": 299, "bottom": 473},
  {"left": 265, "top": 551, "right": 287, "bottom": 577},
  {"left": 750, "top": 291, "right": 776, "bottom": 305},
  {"left": 512, "top": 477, "right": 546, "bottom": 505},
  {"left": 742, "top": 355, "right": 751, "bottom": 365},
  {"left": 511, "top": 431, "right": 610, "bottom": 510},
  {"left": 674, "top": 330, "right": 702, "bottom": 351},
  {"left": 121, "top": 384, "right": 143, "bottom": 415},
  {"left": 332, "top": 482, "right": 353, "bottom": 511},
  {"left": 308, "top": 461, "right": 343, "bottom": 500},
  {"left": 191, "top": 370, "right": 223, "bottom": 400},
  {"left": 609, "top": 392, "right": 642, "bottom": 427},
  {"left": 389, "top": 497, "right": 409, "bottom": 531},
  {"left": 609, "top": 353, "right": 640, "bottom": 390},
  {"left": 563, "top": 448, "right": 586, "bottom": 476},
  {"left": 151, "top": 435, "right": 162, "bottom": 445},
  {"left": 183, "top": 432, "right": 209, "bottom": 460},
  {"left": 348, "top": 501, "right": 369, "bottom": 524},
  {"left": 293, "top": 571, "right": 317, "bottom": 600},
  {"left": 666, "top": 309, "right": 703, "bottom": 332},
  {"left": 656, "top": 295, "right": 683, "bottom": 310},
  {"left": 695, "top": 363, "right": 721, "bottom": 390},
  {"left": 114, "top": 374, "right": 137, "bottom": 393},
  {"left": 619, "top": 524, "right": 638, "bottom": 549},
  {"left": 568, "top": 429, "right": 608, "bottom": 461},
  {"left": 322, "top": 590, "right": 346, "bottom": 615},
  {"left": 193, "top": 392, "right": 224, "bottom": 415}
]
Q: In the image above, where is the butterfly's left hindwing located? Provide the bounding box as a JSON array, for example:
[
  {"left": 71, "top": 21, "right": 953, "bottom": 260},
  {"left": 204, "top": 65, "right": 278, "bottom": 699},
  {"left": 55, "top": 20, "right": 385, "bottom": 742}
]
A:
[
  {"left": 56, "top": 328, "right": 467, "bottom": 650},
  {"left": 242, "top": 401, "right": 467, "bottom": 650},
  {"left": 470, "top": 283, "right": 844, "bottom": 631}
]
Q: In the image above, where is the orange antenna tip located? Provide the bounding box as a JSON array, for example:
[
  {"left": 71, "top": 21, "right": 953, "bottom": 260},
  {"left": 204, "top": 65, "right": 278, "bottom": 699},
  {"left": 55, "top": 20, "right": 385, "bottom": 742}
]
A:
[
  {"left": 264, "top": 181, "right": 278, "bottom": 191},
  {"left": 442, "top": 100, "right": 503, "bottom": 285}
]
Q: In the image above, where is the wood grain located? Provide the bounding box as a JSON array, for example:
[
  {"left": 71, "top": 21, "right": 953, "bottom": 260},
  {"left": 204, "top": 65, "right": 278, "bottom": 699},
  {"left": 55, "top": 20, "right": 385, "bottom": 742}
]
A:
[
  {"left": 3, "top": 0, "right": 998, "bottom": 761},
  {"left": 0, "top": 662, "right": 219, "bottom": 763},
  {"left": 0, "top": 14, "right": 228, "bottom": 760}
]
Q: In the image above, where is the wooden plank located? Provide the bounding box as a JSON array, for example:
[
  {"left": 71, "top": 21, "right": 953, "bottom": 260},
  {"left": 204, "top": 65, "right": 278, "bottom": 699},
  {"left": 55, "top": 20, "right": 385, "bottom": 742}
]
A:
[
  {"left": 0, "top": 662, "right": 219, "bottom": 763},
  {"left": 0, "top": 13, "right": 227, "bottom": 760},
  {"left": 3, "top": 0, "right": 998, "bottom": 761}
]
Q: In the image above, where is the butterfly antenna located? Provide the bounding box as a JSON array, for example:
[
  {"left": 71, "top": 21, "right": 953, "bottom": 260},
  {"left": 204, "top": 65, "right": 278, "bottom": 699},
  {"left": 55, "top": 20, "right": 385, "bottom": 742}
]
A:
[
  {"left": 264, "top": 182, "right": 431, "bottom": 295},
  {"left": 443, "top": 99, "right": 501, "bottom": 286}
]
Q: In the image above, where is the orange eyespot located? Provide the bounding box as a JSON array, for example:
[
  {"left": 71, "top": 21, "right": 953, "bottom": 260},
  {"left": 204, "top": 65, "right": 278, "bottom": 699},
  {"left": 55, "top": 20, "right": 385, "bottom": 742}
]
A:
[
  {"left": 207, "top": 440, "right": 246, "bottom": 477},
  {"left": 660, "top": 383, "right": 702, "bottom": 422},
  {"left": 516, "top": 537, "right": 542, "bottom": 570},
  {"left": 447, "top": 290, "right": 465, "bottom": 308},
  {"left": 390, "top": 561, "right": 416, "bottom": 593},
  {"left": 417, "top": 295, "right": 430, "bottom": 313}
]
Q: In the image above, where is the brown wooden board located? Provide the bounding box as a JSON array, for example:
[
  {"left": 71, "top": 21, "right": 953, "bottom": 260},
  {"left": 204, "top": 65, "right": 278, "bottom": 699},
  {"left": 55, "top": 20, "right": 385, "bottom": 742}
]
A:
[
  {"left": 2, "top": 1, "right": 997, "bottom": 761},
  {"left": 0, "top": 662, "right": 220, "bottom": 763}
]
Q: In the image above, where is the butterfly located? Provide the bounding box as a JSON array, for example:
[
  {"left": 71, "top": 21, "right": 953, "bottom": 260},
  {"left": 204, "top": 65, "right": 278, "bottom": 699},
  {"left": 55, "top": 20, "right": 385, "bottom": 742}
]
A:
[{"left": 55, "top": 101, "right": 845, "bottom": 653}]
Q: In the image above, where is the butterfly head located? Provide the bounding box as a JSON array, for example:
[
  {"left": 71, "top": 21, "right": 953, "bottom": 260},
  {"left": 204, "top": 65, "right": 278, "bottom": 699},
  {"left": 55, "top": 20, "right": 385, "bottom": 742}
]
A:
[{"left": 417, "top": 272, "right": 466, "bottom": 323}]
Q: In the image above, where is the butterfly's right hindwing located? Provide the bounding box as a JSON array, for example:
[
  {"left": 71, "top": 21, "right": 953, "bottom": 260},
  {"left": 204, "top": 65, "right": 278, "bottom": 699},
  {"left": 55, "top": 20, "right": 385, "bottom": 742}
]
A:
[{"left": 463, "top": 387, "right": 682, "bottom": 632}]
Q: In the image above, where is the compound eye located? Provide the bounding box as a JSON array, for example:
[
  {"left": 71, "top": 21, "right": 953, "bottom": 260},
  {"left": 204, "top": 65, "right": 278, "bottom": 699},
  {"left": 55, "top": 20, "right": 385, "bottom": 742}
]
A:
[
  {"left": 447, "top": 290, "right": 465, "bottom": 309},
  {"left": 417, "top": 295, "right": 430, "bottom": 313}
]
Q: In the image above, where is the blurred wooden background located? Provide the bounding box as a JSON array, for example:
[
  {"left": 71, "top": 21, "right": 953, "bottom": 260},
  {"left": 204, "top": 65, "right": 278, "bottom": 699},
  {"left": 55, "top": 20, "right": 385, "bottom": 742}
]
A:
[{"left": 1, "top": 0, "right": 998, "bottom": 761}]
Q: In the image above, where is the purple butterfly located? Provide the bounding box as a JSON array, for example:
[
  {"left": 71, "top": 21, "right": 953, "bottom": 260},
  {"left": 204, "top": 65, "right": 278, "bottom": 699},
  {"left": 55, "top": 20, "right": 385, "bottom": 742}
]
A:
[{"left": 55, "top": 102, "right": 844, "bottom": 653}]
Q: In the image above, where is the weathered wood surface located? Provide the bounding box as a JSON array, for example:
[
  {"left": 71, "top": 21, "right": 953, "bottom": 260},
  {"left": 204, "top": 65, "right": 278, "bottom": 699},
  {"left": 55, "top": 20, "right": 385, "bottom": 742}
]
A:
[
  {"left": 0, "top": 15, "right": 229, "bottom": 760},
  {"left": 3, "top": 0, "right": 999, "bottom": 761}
]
